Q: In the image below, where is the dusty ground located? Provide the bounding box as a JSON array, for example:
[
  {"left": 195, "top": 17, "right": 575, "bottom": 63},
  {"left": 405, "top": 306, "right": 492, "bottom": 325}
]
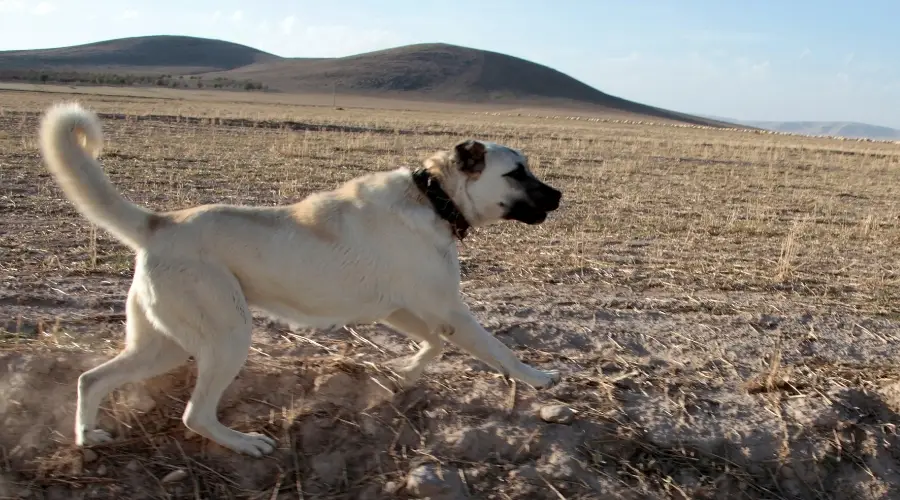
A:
[{"left": 1, "top": 89, "right": 900, "bottom": 499}]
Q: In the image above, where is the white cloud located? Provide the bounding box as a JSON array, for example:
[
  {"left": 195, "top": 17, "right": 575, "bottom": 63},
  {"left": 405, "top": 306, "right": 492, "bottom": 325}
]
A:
[
  {"left": 681, "top": 30, "right": 770, "bottom": 44},
  {"left": 296, "top": 25, "right": 404, "bottom": 57},
  {"left": 735, "top": 57, "right": 770, "bottom": 79},
  {"left": 281, "top": 16, "right": 295, "bottom": 35},
  {"left": 212, "top": 10, "right": 221, "bottom": 23},
  {"left": 0, "top": 0, "right": 25, "bottom": 13},
  {"left": 31, "top": 2, "right": 55, "bottom": 15},
  {"left": 844, "top": 53, "right": 855, "bottom": 66},
  {"left": 602, "top": 52, "right": 640, "bottom": 63},
  {"left": 0, "top": 1, "right": 58, "bottom": 15},
  {"left": 120, "top": 9, "right": 139, "bottom": 20},
  {"left": 231, "top": 10, "right": 243, "bottom": 23},
  {"left": 799, "top": 48, "right": 811, "bottom": 60}
]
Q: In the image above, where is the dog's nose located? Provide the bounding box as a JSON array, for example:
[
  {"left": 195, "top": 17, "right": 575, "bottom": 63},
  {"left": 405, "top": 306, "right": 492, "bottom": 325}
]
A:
[{"left": 543, "top": 188, "right": 562, "bottom": 210}]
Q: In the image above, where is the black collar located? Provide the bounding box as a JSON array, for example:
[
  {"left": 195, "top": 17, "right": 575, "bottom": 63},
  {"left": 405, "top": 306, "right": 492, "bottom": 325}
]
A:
[{"left": 411, "top": 168, "right": 470, "bottom": 240}]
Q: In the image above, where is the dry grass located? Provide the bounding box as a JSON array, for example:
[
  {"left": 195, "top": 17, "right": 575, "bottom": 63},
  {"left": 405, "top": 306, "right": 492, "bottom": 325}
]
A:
[{"left": 1, "top": 88, "right": 900, "bottom": 499}]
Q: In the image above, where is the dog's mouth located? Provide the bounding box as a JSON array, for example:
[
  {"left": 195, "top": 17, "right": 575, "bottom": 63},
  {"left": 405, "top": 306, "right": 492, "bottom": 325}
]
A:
[
  {"left": 503, "top": 201, "right": 550, "bottom": 225},
  {"left": 503, "top": 186, "right": 561, "bottom": 225}
]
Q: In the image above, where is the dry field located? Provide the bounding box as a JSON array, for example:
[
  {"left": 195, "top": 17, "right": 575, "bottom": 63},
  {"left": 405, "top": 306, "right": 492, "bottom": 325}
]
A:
[{"left": 1, "top": 88, "right": 900, "bottom": 500}]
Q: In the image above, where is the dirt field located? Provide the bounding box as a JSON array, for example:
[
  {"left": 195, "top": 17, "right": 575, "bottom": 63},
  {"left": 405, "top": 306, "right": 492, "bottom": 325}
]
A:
[{"left": 2, "top": 88, "right": 900, "bottom": 500}]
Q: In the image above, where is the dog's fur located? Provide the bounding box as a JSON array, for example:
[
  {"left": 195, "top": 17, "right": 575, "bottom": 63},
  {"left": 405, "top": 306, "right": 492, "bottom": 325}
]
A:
[{"left": 38, "top": 102, "right": 564, "bottom": 457}]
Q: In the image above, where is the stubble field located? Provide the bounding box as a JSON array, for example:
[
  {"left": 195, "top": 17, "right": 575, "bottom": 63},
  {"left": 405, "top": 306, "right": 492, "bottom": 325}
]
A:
[{"left": 1, "top": 88, "right": 900, "bottom": 500}]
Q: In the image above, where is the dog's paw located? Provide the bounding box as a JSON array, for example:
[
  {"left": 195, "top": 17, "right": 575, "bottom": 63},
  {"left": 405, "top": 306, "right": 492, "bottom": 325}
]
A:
[
  {"left": 76, "top": 429, "right": 113, "bottom": 447},
  {"left": 383, "top": 358, "right": 426, "bottom": 389},
  {"left": 225, "top": 432, "right": 277, "bottom": 458},
  {"left": 393, "top": 365, "right": 426, "bottom": 389},
  {"left": 532, "top": 369, "right": 562, "bottom": 390}
]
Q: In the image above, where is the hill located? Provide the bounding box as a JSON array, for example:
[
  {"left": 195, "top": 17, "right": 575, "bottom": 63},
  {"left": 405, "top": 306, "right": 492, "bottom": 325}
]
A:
[
  {"left": 700, "top": 115, "right": 900, "bottom": 141},
  {"left": 742, "top": 121, "right": 900, "bottom": 141},
  {"left": 0, "top": 36, "right": 734, "bottom": 127},
  {"left": 0, "top": 35, "right": 280, "bottom": 73},
  {"left": 200, "top": 43, "right": 730, "bottom": 126}
]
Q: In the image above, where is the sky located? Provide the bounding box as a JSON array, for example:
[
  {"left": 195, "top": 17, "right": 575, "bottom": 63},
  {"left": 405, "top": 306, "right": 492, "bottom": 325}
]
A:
[{"left": 1, "top": 0, "right": 898, "bottom": 128}]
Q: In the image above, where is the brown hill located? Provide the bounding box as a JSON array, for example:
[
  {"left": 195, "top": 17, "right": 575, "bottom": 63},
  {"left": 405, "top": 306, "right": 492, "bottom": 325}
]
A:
[
  {"left": 0, "top": 36, "right": 735, "bottom": 127},
  {"left": 203, "top": 43, "right": 727, "bottom": 126},
  {"left": 0, "top": 35, "right": 280, "bottom": 73}
]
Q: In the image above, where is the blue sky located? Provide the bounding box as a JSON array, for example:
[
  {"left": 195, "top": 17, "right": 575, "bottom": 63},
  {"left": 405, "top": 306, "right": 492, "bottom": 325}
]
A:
[{"left": 2, "top": 0, "right": 898, "bottom": 128}]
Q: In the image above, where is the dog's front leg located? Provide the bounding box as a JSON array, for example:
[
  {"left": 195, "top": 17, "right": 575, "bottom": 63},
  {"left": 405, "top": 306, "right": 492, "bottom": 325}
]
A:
[
  {"left": 442, "top": 307, "right": 560, "bottom": 389},
  {"left": 380, "top": 309, "right": 444, "bottom": 388}
]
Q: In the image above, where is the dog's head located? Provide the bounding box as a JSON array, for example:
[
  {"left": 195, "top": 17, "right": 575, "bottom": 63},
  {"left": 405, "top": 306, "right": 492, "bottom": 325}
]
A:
[{"left": 424, "top": 140, "right": 562, "bottom": 227}]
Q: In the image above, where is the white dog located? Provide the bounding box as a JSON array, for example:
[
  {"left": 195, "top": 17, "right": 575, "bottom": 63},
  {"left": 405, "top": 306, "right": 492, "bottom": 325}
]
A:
[{"left": 38, "top": 102, "right": 564, "bottom": 457}]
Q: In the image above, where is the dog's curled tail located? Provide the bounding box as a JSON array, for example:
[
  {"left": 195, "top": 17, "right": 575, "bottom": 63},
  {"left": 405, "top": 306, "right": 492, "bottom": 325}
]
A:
[{"left": 39, "top": 102, "right": 158, "bottom": 251}]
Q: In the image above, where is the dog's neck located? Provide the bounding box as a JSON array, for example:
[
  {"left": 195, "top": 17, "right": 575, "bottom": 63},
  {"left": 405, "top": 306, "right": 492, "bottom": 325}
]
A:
[{"left": 411, "top": 168, "right": 470, "bottom": 240}]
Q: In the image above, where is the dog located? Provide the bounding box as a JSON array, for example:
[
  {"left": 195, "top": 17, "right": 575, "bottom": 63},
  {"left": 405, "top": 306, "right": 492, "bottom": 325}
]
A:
[{"left": 38, "top": 102, "right": 563, "bottom": 457}]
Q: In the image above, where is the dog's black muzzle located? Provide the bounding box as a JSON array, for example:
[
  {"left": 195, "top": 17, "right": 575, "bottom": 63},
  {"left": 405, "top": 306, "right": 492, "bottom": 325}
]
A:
[
  {"left": 534, "top": 184, "right": 562, "bottom": 212},
  {"left": 503, "top": 183, "right": 562, "bottom": 225}
]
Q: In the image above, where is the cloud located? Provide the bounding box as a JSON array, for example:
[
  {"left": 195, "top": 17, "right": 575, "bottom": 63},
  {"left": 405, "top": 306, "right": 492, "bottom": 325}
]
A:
[
  {"left": 236, "top": 22, "right": 408, "bottom": 59},
  {"left": 602, "top": 52, "right": 640, "bottom": 63},
  {"left": 799, "top": 48, "right": 811, "bottom": 60},
  {"left": 735, "top": 57, "right": 770, "bottom": 79},
  {"left": 231, "top": 10, "right": 243, "bottom": 23},
  {"left": 31, "top": 2, "right": 55, "bottom": 15},
  {"left": 0, "top": 1, "right": 58, "bottom": 15},
  {"left": 277, "top": 25, "right": 405, "bottom": 57},
  {"left": 212, "top": 10, "right": 221, "bottom": 22},
  {"left": 281, "top": 16, "right": 295, "bottom": 35},
  {"left": 681, "top": 30, "right": 770, "bottom": 44},
  {"left": 0, "top": 0, "right": 25, "bottom": 13},
  {"left": 120, "top": 9, "right": 139, "bottom": 20},
  {"left": 844, "top": 53, "right": 855, "bottom": 66}
]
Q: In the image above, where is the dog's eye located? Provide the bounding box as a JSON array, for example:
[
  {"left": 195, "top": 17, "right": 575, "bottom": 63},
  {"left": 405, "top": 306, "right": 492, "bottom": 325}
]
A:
[{"left": 504, "top": 163, "right": 529, "bottom": 181}]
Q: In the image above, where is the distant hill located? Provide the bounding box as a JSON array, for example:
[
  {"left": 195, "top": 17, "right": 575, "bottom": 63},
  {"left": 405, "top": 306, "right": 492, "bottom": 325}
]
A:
[
  {"left": 701, "top": 115, "right": 900, "bottom": 141},
  {"left": 199, "top": 43, "right": 732, "bottom": 126},
  {"left": 0, "top": 35, "right": 737, "bottom": 127},
  {"left": 744, "top": 121, "right": 900, "bottom": 141},
  {"left": 0, "top": 35, "right": 280, "bottom": 73}
]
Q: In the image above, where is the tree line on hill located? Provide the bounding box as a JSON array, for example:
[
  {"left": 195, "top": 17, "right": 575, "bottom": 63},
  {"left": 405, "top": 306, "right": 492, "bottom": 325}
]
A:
[{"left": 0, "top": 70, "right": 268, "bottom": 91}]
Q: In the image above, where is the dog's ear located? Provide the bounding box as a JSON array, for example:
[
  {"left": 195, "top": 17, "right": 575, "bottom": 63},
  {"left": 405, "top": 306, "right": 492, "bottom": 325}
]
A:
[{"left": 454, "top": 140, "right": 487, "bottom": 174}]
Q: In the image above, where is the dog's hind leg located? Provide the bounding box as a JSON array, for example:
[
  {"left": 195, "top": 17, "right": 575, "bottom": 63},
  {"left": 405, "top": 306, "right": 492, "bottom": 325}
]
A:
[
  {"left": 381, "top": 309, "right": 444, "bottom": 387},
  {"left": 179, "top": 320, "right": 276, "bottom": 457},
  {"left": 75, "top": 289, "right": 190, "bottom": 447},
  {"left": 136, "top": 256, "right": 276, "bottom": 457}
]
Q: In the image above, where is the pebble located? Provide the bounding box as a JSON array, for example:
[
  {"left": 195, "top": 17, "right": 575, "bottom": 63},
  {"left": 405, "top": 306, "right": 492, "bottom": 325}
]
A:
[
  {"left": 161, "top": 469, "right": 189, "bottom": 484},
  {"left": 82, "top": 449, "right": 98, "bottom": 463},
  {"left": 539, "top": 404, "right": 576, "bottom": 424},
  {"left": 599, "top": 360, "right": 624, "bottom": 373},
  {"left": 405, "top": 463, "right": 466, "bottom": 498},
  {"left": 509, "top": 464, "right": 540, "bottom": 481},
  {"left": 45, "top": 486, "right": 69, "bottom": 500}
]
